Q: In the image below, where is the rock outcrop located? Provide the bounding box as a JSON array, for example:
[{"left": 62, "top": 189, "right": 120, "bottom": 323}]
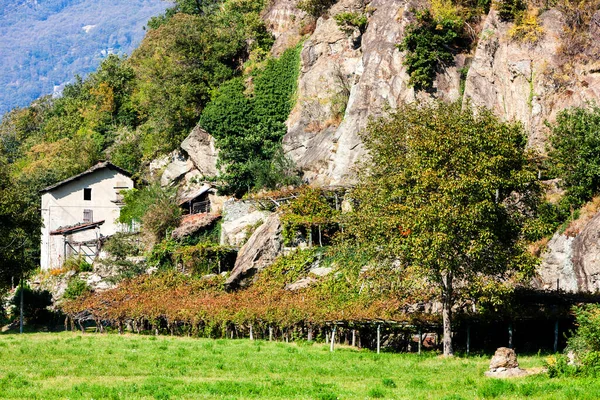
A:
[
  {"left": 538, "top": 210, "right": 600, "bottom": 292},
  {"left": 225, "top": 213, "right": 284, "bottom": 288},
  {"left": 180, "top": 125, "right": 218, "bottom": 177},
  {"left": 159, "top": 125, "right": 219, "bottom": 187},
  {"left": 263, "top": 0, "right": 306, "bottom": 56},
  {"left": 220, "top": 200, "right": 270, "bottom": 247},
  {"left": 274, "top": 1, "right": 600, "bottom": 184},
  {"left": 160, "top": 150, "right": 194, "bottom": 186},
  {"left": 463, "top": 9, "right": 600, "bottom": 150},
  {"left": 281, "top": 0, "right": 463, "bottom": 185}
]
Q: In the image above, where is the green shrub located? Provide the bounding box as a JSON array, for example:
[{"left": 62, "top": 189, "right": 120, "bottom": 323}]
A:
[
  {"left": 10, "top": 287, "right": 53, "bottom": 324},
  {"left": 103, "top": 232, "right": 141, "bottom": 260},
  {"left": 494, "top": 0, "right": 526, "bottom": 21},
  {"left": 200, "top": 44, "right": 302, "bottom": 195},
  {"left": 548, "top": 304, "right": 600, "bottom": 377},
  {"left": 63, "top": 256, "right": 93, "bottom": 273},
  {"left": 63, "top": 278, "right": 91, "bottom": 301},
  {"left": 549, "top": 104, "right": 600, "bottom": 206},
  {"left": 522, "top": 199, "right": 571, "bottom": 242},
  {"left": 334, "top": 12, "right": 368, "bottom": 35},
  {"left": 397, "top": 9, "right": 465, "bottom": 91},
  {"left": 119, "top": 184, "right": 181, "bottom": 243},
  {"left": 546, "top": 354, "right": 579, "bottom": 377},
  {"left": 297, "top": 0, "right": 336, "bottom": 17}
]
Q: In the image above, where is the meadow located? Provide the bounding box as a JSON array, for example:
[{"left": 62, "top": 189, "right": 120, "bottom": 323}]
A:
[{"left": 0, "top": 332, "right": 596, "bottom": 399}]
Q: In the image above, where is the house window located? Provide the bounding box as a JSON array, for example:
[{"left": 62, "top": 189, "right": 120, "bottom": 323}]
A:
[
  {"left": 84, "top": 188, "right": 92, "bottom": 201},
  {"left": 83, "top": 209, "right": 93, "bottom": 223}
]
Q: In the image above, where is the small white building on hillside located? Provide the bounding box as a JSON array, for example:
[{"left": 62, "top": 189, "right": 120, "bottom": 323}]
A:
[{"left": 40, "top": 162, "right": 134, "bottom": 270}]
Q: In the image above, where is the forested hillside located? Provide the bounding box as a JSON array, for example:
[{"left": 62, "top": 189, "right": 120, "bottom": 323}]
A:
[{"left": 0, "top": 0, "right": 169, "bottom": 115}]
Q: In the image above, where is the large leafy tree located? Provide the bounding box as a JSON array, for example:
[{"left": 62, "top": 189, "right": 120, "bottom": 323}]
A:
[
  {"left": 549, "top": 104, "right": 600, "bottom": 206},
  {"left": 0, "top": 157, "right": 41, "bottom": 290},
  {"left": 344, "top": 101, "right": 538, "bottom": 356}
]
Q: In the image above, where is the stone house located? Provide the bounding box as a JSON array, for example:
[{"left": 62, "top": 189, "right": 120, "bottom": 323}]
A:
[{"left": 40, "top": 162, "right": 134, "bottom": 270}]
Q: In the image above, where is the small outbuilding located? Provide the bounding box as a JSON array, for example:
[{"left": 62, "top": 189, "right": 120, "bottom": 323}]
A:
[{"left": 40, "top": 161, "right": 134, "bottom": 270}]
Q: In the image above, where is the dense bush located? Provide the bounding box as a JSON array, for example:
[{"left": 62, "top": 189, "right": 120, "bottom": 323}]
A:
[
  {"left": 118, "top": 184, "right": 181, "bottom": 243},
  {"left": 334, "top": 12, "right": 368, "bottom": 35},
  {"left": 548, "top": 304, "right": 600, "bottom": 377},
  {"left": 297, "top": 0, "right": 337, "bottom": 17},
  {"left": 494, "top": 0, "right": 526, "bottom": 21},
  {"left": 549, "top": 105, "right": 600, "bottom": 206},
  {"left": 63, "top": 278, "right": 91, "bottom": 301},
  {"left": 522, "top": 199, "right": 571, "bottom": 242},
  {"left": 397, "top": 9, "right": 465, "bottom": 91},
  {"left": 200, "top": 45, "right": 302, "bottom": 195},
  {"left": 10, "top": 287, "right": 53, "bottom": 324},
  {"left": 508, "top": 9, "right": 544, "bottom": 44}
]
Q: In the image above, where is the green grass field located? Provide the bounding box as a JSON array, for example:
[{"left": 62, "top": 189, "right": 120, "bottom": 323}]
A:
[{"left": 0, "top": 332, "right": 596, "bottom": 399}]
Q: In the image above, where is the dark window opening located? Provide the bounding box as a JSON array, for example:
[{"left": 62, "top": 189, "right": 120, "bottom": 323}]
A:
[
  {"left": 83, "top": 209, "right": 93, "bottom": 223},
  {"left": 84, "top": 188, "right": 92, "bottom": 201}
]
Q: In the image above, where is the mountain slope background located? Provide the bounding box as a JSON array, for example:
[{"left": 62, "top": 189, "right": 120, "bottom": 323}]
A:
[{"left": 0, "top": 0, "right": 169, "bottom": 116}]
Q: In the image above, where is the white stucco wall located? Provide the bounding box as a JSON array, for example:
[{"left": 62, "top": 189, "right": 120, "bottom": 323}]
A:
[{"left": 40, "top": 168, "right": 133, "bottom": 270}]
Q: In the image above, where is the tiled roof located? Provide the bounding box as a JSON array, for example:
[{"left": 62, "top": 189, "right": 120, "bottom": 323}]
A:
[
  {"left": 50, "top": 220, "right": 105, "bottom": 236},
  {"left": 40, "top": 161, "right": 131, "bottom": 194}
]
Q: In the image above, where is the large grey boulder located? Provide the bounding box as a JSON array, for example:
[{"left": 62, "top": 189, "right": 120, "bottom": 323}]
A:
[
  {"left": 180, "top": 126, "right": 218, "bottom": 177},
  {"left": 220, "top": 200, "right": 270, "bottom": 247},
  {"left": 226, "top": 213, "right": 284, "bottom": 288},
  {"left": 160, "top": 150, "right": 194, "bottom": 186}
]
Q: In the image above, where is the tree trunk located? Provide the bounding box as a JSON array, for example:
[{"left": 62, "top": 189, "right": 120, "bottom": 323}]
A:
[{"left": 442, "top": 272, "right": 454, "bottom": 357}]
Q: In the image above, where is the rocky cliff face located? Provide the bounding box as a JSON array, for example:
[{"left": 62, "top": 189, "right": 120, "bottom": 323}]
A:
[
  {"left": 463, "top": 9, "right": 600, "bottom": 150},
  {"left": 538, "top": 210, "right": 600, "bottom": 293},
  {"left": 273, "top": 1, "right": 600, "bottom": 183},
  {"left": 281, "top": 0, "right": 464, "bottom": 185}
]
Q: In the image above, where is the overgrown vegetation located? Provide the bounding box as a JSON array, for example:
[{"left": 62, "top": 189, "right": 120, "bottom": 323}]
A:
[
  {"left": 296, "top": 0, "right": 337, "bottom": 17},
  {"left": 548, "top": 304, "right": 600, "bottom": 377},
  {"left": 334, "top": 11, "right": 369, "bottom": 35},
  {"left": 549, "top": 104, "right": 600, "bottom": 207},
  {"left": 118, "top": 184, "right": 181, "bottom": 244},
  {"left": 495, "top": 0, "right": 526, "bottom": 21},
  {"left": 200, "top": 44, "right": 302, "bottom": 195},
  {"left": 508, "top": 8, "right": 544, "bottom": 44},
  {"left": 397, "top": 8, "right": 466, "bottom": 91}
]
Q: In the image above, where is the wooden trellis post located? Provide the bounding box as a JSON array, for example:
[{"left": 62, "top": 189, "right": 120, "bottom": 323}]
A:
[
  {"left": 466, "top": 324, "right": 471, "bottom": 356},
  {"left": 330, "top": 326, "right": 336, "bottom": 352},
  {"left": 377, "top": 324, "right": 381, "bottom": 354},
  {"left": 554, "top": 320, "right": 559, "bottom": 353}
]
